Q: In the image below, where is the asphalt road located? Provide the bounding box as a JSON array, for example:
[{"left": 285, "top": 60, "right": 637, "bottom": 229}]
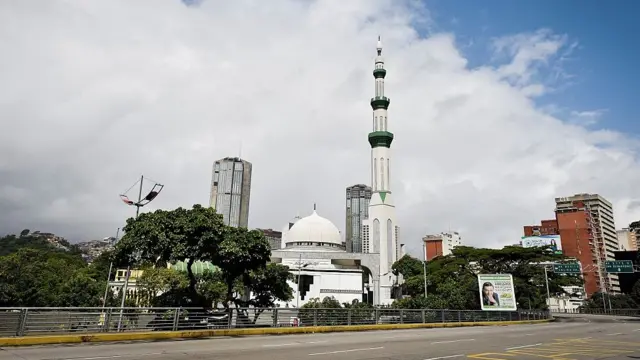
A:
[{"left": 1, "top": 321, "right": 640, "bottom": 360}]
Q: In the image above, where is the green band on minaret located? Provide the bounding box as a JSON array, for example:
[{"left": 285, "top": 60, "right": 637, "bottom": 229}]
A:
[
  {"left": 368, "top": 131, "right": 394, "bottom": 148},
  {"left": 373, "top": 68, "right": 386, "bottom": 79},
  {"left": 370, "top": 96, "right": 390, "bottom": 110}
]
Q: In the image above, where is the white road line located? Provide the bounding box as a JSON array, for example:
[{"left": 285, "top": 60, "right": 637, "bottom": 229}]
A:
[
  {"left": 505, "top": 343, "right": 542, "bottom": 350},
  {"left": 633, "top": 329, "right": 640, "bottom": 332},
  {"left": 264, "top": 340, "right": 327, "bottom": 347},
  {"left": 606, "top": 333, "right": 623, "bottom": 336},
  {"left": 431, "top": 339, "right": 475, "bottom": 345},
  {"left": 263, "top": 343, "right": 297, "bottom": 347},
  {"left": 64, "top": 354, "right": 163, "bottom": 360},
  {"left": 308, "top": 346, "right": 384, "bottom": 356},
  {"left": 423, "top": 355, "right": 464, "bottom": 360}
]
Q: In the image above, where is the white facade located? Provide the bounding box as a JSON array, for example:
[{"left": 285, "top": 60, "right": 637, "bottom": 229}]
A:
[
  {"left": 361, "top": 37, "right": 399, "bottom": 305},
  {"left": 441, "top": 231, "right": 462, "bottom": 256},
  {"left": 275, "top": 210, "right": 365, "bottom": 307}
]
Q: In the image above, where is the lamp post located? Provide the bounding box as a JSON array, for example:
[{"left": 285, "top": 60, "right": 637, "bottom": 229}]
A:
[
  {"left": 422, "top": 242, "right": 428, "bottom": 298},
  {"left": 116, "top": 175, "right": 164, "bottom": 331}
]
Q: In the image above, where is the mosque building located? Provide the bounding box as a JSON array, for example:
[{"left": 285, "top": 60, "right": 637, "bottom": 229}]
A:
[{"left": 271, "top": 37, "right": 401, "bottom": 306}]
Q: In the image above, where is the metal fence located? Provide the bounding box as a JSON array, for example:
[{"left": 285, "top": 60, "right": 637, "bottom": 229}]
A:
[
  {"left": 553, "top": 308, "right": 640, "bottom": 317},
  {"left": 0, "top": 307, "right": 550, "bottom": 337}
]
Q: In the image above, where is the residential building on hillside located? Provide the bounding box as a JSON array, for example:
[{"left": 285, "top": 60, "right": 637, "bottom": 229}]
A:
[
  {"left": 523, "top": 219, "right": 559, "bottom": 236},
  {"left": 345, "top": 184, "right": 371, "bottom": 253},
  {"left": 209, "top": 157, "right": 252, "bottom": 228},
  {"left": 555, "top": 193, "right": 620, "bottom": 296}
]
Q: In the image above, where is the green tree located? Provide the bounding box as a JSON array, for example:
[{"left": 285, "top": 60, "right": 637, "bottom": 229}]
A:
[
  {"left": 213, "top": 226, "right": 272, "bottom": 308},
  {"left": 113, "top": 205, "right": 225, "bottom": 306},
  {"left": 631, "top": 279, "right": 640, "bottom": 305},
  {"left": 235, "top": 263, "right": 294, "bottom": 323}
]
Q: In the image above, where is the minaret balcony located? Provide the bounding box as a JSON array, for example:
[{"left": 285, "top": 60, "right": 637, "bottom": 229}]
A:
[
  {"left": 373, "top": 68, "right": 387, "bottom": 79},
  {"left": 370, "top": 96, "right": 390, "bottom": 110},
  {"left": 368, "top": 131, "right": 394, "bottom": 148}
]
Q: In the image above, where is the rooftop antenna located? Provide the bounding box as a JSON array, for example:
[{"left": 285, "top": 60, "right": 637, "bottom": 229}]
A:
[{"left": 238, "top": 140, "right": 243, "bottom": 159}]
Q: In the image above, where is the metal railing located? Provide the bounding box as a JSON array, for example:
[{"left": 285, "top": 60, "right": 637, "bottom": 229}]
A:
[
  {"left": 0, "top": 307, "right": 550, "bottom": 337},
  {"left": 553, "top": 308, "right": 640, "bottom": 317}
]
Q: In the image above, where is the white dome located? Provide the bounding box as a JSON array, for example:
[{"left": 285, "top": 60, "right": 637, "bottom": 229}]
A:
[{"left": 285, "top": 210, "right": 342, "bottom": 246}]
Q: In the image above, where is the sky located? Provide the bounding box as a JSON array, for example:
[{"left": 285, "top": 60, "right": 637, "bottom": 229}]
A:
[{"left": 1, "top": 0, "right": 640, "bottom": 257}]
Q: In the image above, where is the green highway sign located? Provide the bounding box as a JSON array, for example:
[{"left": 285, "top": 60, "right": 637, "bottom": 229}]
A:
[
  {"left": 553, "top": 263, "right": 581, "bottom": 274},
  {"left": 604, "top": 260, "right": 634, "bottom": 273}
]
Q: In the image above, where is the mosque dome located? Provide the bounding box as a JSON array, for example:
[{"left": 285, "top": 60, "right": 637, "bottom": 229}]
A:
[{"left": 284, "top": 210, "right": 343, "bottom": 249}]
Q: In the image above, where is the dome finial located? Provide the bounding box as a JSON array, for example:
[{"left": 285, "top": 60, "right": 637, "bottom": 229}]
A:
[{"left": 313, "top": 203, "right": 317, "bottom": 211}]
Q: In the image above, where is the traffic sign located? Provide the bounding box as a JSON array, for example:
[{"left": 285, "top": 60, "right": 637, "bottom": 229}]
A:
[
  {"left": 553, "top": 263, "right": 581, "bottom": 274},
  {"left": 604, "top": 260, "right": 634, "bottom": 273}
]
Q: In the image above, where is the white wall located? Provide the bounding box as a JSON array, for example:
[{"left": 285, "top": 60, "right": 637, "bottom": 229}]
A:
[{"left": 282, "top": 270, "right": 363, "bottom": 307}]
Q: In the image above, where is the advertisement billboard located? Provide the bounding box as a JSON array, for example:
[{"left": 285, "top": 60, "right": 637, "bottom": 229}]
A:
[
  {"left": 521, "top": 235, "right": 562, "bottom": 255},
  {"left": 478, "top": 274, "right": 517, "bottom": 311}
]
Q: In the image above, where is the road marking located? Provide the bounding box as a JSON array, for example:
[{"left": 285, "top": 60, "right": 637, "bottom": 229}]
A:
[
  {"left": 64, "top": 354, "right": 164, "bottom": 360},
  {"left": 634, "top": 329, "right": 640, "bottom": 332},
  {"left": 308, "top": 346, "right": 384, "bottom": 356},
  {"left": 264, "top": 340, "right": 327, "bottom": 347},
  {"left": 423, "top": 355, "right": 464, "bottom": 360},
  {"left": 606, "top": 333, "right": 623, "bottom": 336},
  {"left": 504, "top": 343, "right": 542, "bottom": 350},
  {"left": 431, "top": 339, "right": 475, "bottom": 345}
]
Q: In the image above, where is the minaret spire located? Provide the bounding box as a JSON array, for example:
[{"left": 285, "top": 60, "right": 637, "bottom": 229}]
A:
[{"left": 377, "top": 35, "right": 382, "bottom": 55}]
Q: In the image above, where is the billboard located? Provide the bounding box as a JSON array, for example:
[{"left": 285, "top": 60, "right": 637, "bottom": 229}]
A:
[
  {"left": 521, "top": 235, "right": 562, "bottom": 255},
  {"left": 478, "top": 274, "right": 517, "bottom": 311}
]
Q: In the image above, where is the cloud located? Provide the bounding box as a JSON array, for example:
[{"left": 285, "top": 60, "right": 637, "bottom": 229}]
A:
[
  {"left": 569, "top": 109, "right": 608, "bottom": 126},
  {"left": 1, "top": 0, "right": 640, "bottom": 257}
]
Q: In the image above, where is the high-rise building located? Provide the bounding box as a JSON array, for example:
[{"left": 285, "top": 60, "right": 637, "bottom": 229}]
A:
[
  {"left": 625, "top": 221, "right": 640, "bottom": 250},
  {"left": 209, "top": 157, "right": 252, "bottom": 228},
  {"left": 361, "top": 37, "right": 400, "bottom": 305},
  {"left": 345, "top": 184, "right": 372, "bottom": 253},
  {"left": 555, "top": 193, "right": 620, "bottom": 296},
  {"left": 422, "top": 232, "right": 462, "bottom": 261}
]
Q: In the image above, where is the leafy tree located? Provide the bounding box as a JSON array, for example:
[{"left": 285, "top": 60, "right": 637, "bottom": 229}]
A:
[
  {"left": 19, "top": 229, "right": 30, "bottom": 237},
  {"left": 113, "top": 205, "right": 225, "bottom": 306},
  {"left": 235, "top": 263, "right": 294, "bottom": 323},
  {"left": 137, "top": 267, "right": 190, "bottom": 306},
  {"left": 392, "top": 245, "right": 582, "bottom": 310},
  {"left": 213, "top": 226, "right": 272, "bottom": 308},
  {"left": 631, "top": 279, "right": 640, "bottom": 305}
]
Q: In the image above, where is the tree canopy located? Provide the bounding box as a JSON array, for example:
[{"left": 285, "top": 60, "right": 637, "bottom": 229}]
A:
[
  {"left": 112, "top": 204, "right": 292, "bottom": 311},
  {"left": 391, "top": 245, "right": 583, "bottom": 310}
]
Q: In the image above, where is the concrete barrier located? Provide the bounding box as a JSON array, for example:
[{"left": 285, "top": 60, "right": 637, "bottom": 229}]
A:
[{"left": 0, "top": 319, "right": 552, "bottom": 347}]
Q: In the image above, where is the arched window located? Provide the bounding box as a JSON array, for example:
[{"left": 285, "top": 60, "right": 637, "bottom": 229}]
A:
[
  {"left": 380, "top": 158, "right": 385, "bottom": 190},
  {"left": 387, "top": 219, "right": 393, "bottom": 266},
  {"left": 373, "top": 158, "right": 378, "bottom": 190},
  {"left": 373, "top": 219, "right": 380, "bottom": 253}
]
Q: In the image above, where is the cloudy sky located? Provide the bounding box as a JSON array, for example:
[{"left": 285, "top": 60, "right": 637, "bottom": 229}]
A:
[{"left": 1, "top": 0, "right": 640, "bottom": 256}]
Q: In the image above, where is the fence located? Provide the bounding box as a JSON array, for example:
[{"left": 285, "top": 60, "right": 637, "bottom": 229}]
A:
[
  {"left": 0, "top": 307, "right": 550, "bottom": 337},
  {"left": 553, "top": 308, "right": 640, "bottom": 317}
]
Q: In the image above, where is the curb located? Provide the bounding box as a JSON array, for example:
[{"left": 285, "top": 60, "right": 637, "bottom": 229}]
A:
[{"left": 0, "top": 319, "right": 552, "bottom": 347}]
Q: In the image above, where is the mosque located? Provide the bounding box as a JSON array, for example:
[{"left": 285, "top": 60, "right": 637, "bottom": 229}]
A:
[{"left": 271, "top": 37, "right": 403, "bottom": 306}]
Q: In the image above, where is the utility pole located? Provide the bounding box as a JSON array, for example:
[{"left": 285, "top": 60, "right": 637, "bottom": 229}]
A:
[{"left": 102, "top": 227, "right": 120, "bottom": 309}]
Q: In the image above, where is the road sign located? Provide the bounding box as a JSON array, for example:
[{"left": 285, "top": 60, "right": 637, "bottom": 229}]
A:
[
  {"left": 553, "top": 263, "right": 581, "bottom": 274},
  {"left": 604, "top": 260, "right": 634, "bottom": 273}
]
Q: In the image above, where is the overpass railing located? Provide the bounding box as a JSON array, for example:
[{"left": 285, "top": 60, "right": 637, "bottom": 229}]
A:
[
  {"left": 552, "top": 308, "right": 640, "bottom": 317},
  {"left": 0, "top": 307, "right": 550, "bottom": 337}
]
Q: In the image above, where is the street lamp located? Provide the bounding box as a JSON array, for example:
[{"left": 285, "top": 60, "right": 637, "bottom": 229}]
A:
[
  {"left": 422, "top": 242, "right": 428, "bottom": 298},
  {"left": 116, "top": 175, "right": 164, "bottom": 331}
]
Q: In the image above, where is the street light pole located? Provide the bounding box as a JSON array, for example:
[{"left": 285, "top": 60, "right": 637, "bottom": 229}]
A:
[
  {"left": 423, "top": 243, "right": 428, "bottom": 298},
  {"left": 296, "top": 254, "right": 302, "bottom": 308},
  {"left": 544, "top": 266, "right": 551, "bottom": 308}
]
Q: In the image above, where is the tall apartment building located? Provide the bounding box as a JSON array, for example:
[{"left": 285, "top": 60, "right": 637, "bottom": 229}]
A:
[
  {"left": 616, "top": 228, "right": 637, "bottom": 251},
  {"left": 345, "top": 184, "right": 372, "bottom": 253},
  {"left": 423, "top": 232, "right": 462, "bottom": 261},
  {"left": 209, "top": 157, "right": 252, "bottom": 228},
  {"left": 624, "top": 221, "right": 640, "bottom": 250},
  {"left": 555, "top": 193, "right": 620, "bottom": 296}
]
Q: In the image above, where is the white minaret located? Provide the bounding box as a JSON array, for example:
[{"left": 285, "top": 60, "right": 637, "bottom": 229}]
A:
[{"left": 361, "top": 36, "right": 399, "bottom": 305}]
